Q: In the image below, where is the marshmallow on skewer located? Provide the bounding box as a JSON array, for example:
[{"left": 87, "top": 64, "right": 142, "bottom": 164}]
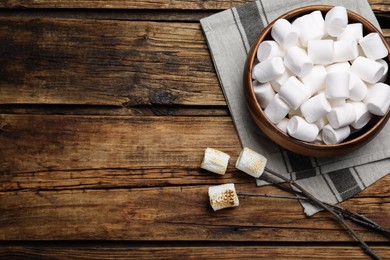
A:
[
  {"left": 201, "top": 147, "right": 230, "bottom": 175},
  {"left": 351, "top": 57, "right": 385, "bottom": 84},
  {"left": 286, "top": 116, "right": 319, "bottom": 142},
  {"left": 264, "top": 94, "right": 290, "bottom": 124},
  {"left": 333, "top": 40, "right": 359, "bottom": 62},
  {"left": 253, "top": 57, "right": 285, "bottom": 83},
  {"left": 322, "top": 124, "right": 351, "bottom": 144},
  {"left": 307, "top": 39, "right": 334, "bottom": 65},
  {"left": 300, "top": 65, "right": 327, "bottom": 95},
  {"left": 350, "top": 102, "right": 372, "bottom": 129},
  {"left": 337, "top": 23, "right": 363, "bottom": 41},
  {"left": 257, "top": 40, "right": 284, "bottom": 62},
  {"left": 324, "top": 6, "right": 348, "bottom": 37},
  {"left": 326, "top": 71, "right": 350, "bottom": 99},
  {"left": 327, "top": 103, "right": 357, "bottom": 129},
  {"left": 349, "top": 73, "right": 368, "bottom": 101},
  {"left": 326, "top": 61, "right": 351, "bottom": 73},
  {"left": 208, "top": 183, "right": 239, "bottom": 211},
  {"left": 359, "top": 32, "right": 389, "bottom": 60},
  {"left": 284, "top": 46, "right": 313, "bottom": 77},
  {"left": 300, "top": 92, "right": 332, "bottom": 123},
  {"left": 292, "top": 14, "right": 324, "bottom": 47},
  {"left": 271, "top": 18, "right": 299, "bottom": 49},
  {"left": 235, "top": 147, "right": 267, "bottom": 178},
  {"left": 377, "top": 59, "right": 388, "bottom": 83},
  {"left": 364, "top": 82, "right": 390, "bottom": 116},
  {"left": 270, "top": 69, "right": 292, "bottom": 92},
  {"left": 253, "top": 81, "right": 275, "bottom": 108},
  {"left": 279, "top": 76, "right": 311, "bottom": 110},
  {"left": 276, "top": 118, "right": 289, "bottom": 133}
]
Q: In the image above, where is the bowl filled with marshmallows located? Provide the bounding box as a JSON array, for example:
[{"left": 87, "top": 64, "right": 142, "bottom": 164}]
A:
[{"left": 244, "top": 5, "right": 390, "bottom": 157}]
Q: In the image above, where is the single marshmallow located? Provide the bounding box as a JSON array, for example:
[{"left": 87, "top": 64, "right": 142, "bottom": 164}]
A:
[
  {"left": 350, "top": 102, "right": 372, "bottom": 129},
  {"left": 359, "top": 32, "right": 389, "bottom": 60},
  {"left": 307, "top": 39, "right": 334, "bottom": 65},
  {"left": 264, "top": 94, "right": 290, "bottom": 124},
  {"left": 326, "top": 71, "right": 350, "bottom": 99},
  {"left": 276, "top": 118, "right": 290, "bottom": 133},
  {"left": 377, "top": 59, "right": 388, "bottom": 83},
  {"left": 284, "top": 46, "right": 313, "bottom": 77},
  {"left": 270, "top": 69, "right": 292, "bottom": 92},
  {"left": 327, "top": 103, "right": 357, "bottom": 129},
  {"left": 208, "top": 183, "right": 239, "bottom": 211},
  {"left": 322, "top": 124, "right": 351, "bottom": 144},
  {"left": 271, "top": 19, "right": 299, "bottom": 49},
  {"left": 279, "top": 76, "right": 311, "bottom": 110},
  {"left": 349, "top": 73, "right": 368, "bottom": 101},
  {"left": 235, "top": 147, "right": 267, "bottom": 178},
  {"left": 351, "top": 57, "right": 385, "bottom": 84},
  {"left": 326, "top": 61, "right": 351, "bottom": 72},
  {"left": 257, "top": 40, "right": 284, "bottom": 62},
  {"left": 324, "top": 6, "right": 348, "bottom": 37},
  {"left": 253, "top": 81, "right": 275, "bottom": 108},
  {"left": 333, "top": 40, "right": 359, "bottom": 62},
  {"left": 292, "top": 14, "right": 324, "bottom": 47},
  {"left": 201, "top": 148, "right": 230, "bottom": 175},
  {"left": 364, "top": 82, "right": 390, "bottom": 116},
  {"left": 286, "top": 116, "right": 319, "bottom": 142},
  {"left": 300, "top": 65, "right": 327, "bottom": 95},
  {"left": 310, "top": 10, "right": 326, "bottom": 36},
  {"left": 315, "top": 116, "right": 328, "bottom": 130},
  {"left": 253, "top": 57, "right": 285, "bottom": 83},
  {"left": 337, "top": 23, "right": 363, "bottom": 41},
  {"left": 300, "top": 93, "right": 332, "bottom": 123}
]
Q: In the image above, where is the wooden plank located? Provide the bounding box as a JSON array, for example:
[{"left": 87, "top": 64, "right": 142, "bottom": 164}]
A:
[
  {"left": 0, "top": 18, "right": 224, "bottom": 106},
  {"left": 0, "top": 115, "right": 389, "bottom": 241},
  {"left": 0, "top": 0, "right": 388, "bottom": 13},
  {"left": 1, "top": 245, "right": 390, "bottom": 259}
]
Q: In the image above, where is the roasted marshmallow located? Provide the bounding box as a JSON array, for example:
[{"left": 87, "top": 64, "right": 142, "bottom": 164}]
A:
[
  {"left": 286, "top": 116, "right": 319, "bottom": 142},
  {"left": 208, "top": 183, "right": 239, "bottom": 211},
  {"left": 253, "top": 57, "right": 286, "bottom": 83},
  {"left": 359, "top": 32, "right": 389, "bottom": 60},
  {"left": 253, "top": 81, "right": 275, "bottom": 108},
  {"left": 284, "top": 46, "right": 313, "bottom": 77},
  {"left": 279, "top": 76, "right": 311, "bottom": 110},
  {"left": 364, "top": 82, "right": 390, "bottom": 116},
  {"left": 201, "top": 147, "right": 230, "bottom": 175},
  {"left": 235, "top": 147, "right": 267, "bottom": 178}
]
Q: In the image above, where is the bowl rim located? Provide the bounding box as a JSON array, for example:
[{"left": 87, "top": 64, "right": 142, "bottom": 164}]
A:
[{"left": 244, "top": 5, "right": 390, "bottom": 156}]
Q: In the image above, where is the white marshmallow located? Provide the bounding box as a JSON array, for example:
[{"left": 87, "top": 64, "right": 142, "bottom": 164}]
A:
[
  {"left": 377, "top": 59, "right": 388, "bottom": 83},
  {"left": 350, "top": 102, "right": 372, "bottom": 129},
  {"left": 264, "top": 94, "right": 290, "bottom": 124},
  {"left": 208, "top": 183, "right": 239, "bottom": 211},
  {"left": 364, "top": 82, "right": 390, "bottom": 116},
  {"left": 279, "top": 76, "right": 311, "bottom": 110},
  {"left": 310, "top": 10, "right": 326, "bottom": 36},
  {"left": 293, "top": 14, "right": 324, "bottom": 47},
  {"left": 337, "top": 23, "right": 363, "bottom": 41},
  {"left": 326, "top": 71, "right": 350, "bottom": 99},
  {"left": 349, "top": 73, "right": 368, "bottom": 101},
  {"left": 325, "top": 6, "right": 348, "bottom": 37},
  {"left": 307, "top": 39, "right": 334, "bottom": 65},
  {"left": 315, "top": 117, "right": 329, "bottom": 130},
  {"left": 271, "top": 19, "right": 299, "bottom": 49},
  {"left": 300, "top": 65, "right": 327, "bottom": 95},
  {"left": 351, "top": 57, "right": 385, "bottom": 84},
  {"left": 201, "top": 148, "right": 230, "bottom": 175},
  {"left": 359, "top": 32, "right": 389, "bottom": 60},
  {"left": 328, "top": 98, "right": 346, "bottom": 107},
  {"left": 333, "top": 40, "right": 359, "bottom": 62},
  {"left": 326, "top": 61, "right": 351, "bottom": 73},
  {"left": 287, "top": 116, "right": 319, "bottom": 142},
  {"left": 327, "top": 103, "right": 356, "bottom": 129},
  {"left": 253, "top": 81, "right": 275, "bottom": 108},
  {"left": 235, "top": 147, "right": 267, "bottom": 178},
  {"left": 322, "top": 124, "right": 351, "bottom": 144},
  {"left": 257, "top": 40, "right": 284, "bottom": 62},
  {"left": 276, "top": 118, "right": 289, "bottom": 133},
  {"left": 301, "top": 93, "right": 332, "bottom": 123},
  {"left": 270, "top": 69, "right": 292, "bottom": 92},
  {"left": 253, "top": 57, "right": 286, "bottom": 83},
  {"left": 284, "top": 46, "right": 313, "bottom": 77}
]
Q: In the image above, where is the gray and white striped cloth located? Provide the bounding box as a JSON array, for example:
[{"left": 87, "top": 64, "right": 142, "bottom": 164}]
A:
[{"left": 200, "top": 0, "right": 390, "bottom": 215}]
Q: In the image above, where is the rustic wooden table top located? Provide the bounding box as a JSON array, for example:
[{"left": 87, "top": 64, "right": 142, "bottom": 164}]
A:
[{"left": 0, "top": 1, "right": 389, "bottom": 259}]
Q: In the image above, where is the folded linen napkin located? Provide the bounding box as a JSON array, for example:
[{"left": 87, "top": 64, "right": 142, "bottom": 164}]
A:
[{"left": 200, "top": 0, "right": 389, "bottom": 215}]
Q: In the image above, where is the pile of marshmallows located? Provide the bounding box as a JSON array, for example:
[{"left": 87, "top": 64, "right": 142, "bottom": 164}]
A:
[{"left": 252, "top": 6, "right": 390, "bottom": 144}]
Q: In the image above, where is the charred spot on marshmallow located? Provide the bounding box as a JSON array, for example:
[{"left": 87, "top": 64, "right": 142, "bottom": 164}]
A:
[{"left": 208, "top": 183, "right": 239, "bottom": 211}]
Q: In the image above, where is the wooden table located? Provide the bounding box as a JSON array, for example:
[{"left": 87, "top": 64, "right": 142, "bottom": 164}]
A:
[{"left": 0, "top": 1, "right": 389, "bottom": 259}]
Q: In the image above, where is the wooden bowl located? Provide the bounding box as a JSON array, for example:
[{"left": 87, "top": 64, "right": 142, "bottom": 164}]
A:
[{"left": 243, "top": 5, "right": 390, "bottom": 157}]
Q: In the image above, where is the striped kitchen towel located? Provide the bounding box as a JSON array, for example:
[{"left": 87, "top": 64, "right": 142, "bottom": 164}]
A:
[{"left": 200, "top": 0, "right": 390, "bottom": 215}]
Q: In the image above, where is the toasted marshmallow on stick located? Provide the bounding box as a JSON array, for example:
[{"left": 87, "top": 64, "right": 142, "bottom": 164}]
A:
[
  {"left": 208, "top": 183, "right": 239, "bottom": 211},
  {"left": 235, "top": 147, "right": 267, "bottom": 178},
  {"left": 201, "top": 148, "right": 230, "bottom": 175}
]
